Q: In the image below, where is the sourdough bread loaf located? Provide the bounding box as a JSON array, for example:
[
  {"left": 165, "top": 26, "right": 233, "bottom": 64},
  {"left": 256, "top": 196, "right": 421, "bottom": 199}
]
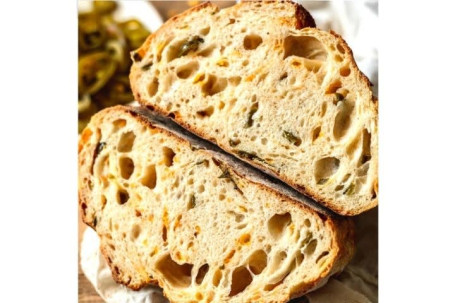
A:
[
  {"left": 78, "top": 105, "right": 355, "bottom": 303},
  {"left": 129, "top": 1, "right": 378, "bottom": 215}
]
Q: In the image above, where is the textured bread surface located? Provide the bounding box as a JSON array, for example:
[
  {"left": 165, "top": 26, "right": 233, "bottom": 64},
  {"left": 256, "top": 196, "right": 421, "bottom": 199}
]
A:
[
  {"left": 130, "top": 1, "right": 378, "bottom": 215},
  {"left": 78, "top": 106, "right": 355, "bottom": 303}
]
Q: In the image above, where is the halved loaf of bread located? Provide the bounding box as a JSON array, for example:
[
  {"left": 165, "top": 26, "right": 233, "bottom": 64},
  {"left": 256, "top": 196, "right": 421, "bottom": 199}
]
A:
[
  {"left": 130, "top": 1, "right": 378, "bottom": 215},
  {"left": 78, "top": 105, "right": 354, "bottom": 303}
]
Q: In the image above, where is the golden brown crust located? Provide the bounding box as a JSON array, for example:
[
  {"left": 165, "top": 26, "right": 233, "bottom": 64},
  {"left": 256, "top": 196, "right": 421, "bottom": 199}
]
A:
[
  {"left": 78, "top": 105, "right": 355, "bottom": 298},
  {"left": 239, "top": 0, "right": 316, "bottom": 29},
  {"left": 329, "top": 30, "right": 372, "bottom": 88},
  {"left": 292, "top": 1, "right": 316, "bottom": 29}
]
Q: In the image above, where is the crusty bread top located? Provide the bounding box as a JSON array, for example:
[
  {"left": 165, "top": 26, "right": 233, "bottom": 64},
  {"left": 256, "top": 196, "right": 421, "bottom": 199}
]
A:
[
  {"left": 130, "top": 0, "right": 378, "bottom": 215},
  {"left": 78, "top": 105, "right": 355, "bottom": 302}
]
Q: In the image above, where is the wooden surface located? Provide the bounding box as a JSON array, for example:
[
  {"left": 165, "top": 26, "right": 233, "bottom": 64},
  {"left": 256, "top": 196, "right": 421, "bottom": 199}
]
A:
[{"left": 79, "top": 263, "right": 105, "bottom": 303}]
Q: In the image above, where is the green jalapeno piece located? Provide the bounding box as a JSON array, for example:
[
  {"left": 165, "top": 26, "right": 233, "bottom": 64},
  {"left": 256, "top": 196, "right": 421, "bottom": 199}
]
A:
[{"left": 79, "top": 52, "right": 117, "bottom": 94}]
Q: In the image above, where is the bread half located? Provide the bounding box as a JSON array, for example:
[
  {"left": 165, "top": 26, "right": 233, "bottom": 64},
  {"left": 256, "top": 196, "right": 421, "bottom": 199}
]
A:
[
  {"left": 130, "top": 1, "right": 378, "bottom": 215},
  {"left": 78, "top": 105, "right": 354, "bottom": 303}
]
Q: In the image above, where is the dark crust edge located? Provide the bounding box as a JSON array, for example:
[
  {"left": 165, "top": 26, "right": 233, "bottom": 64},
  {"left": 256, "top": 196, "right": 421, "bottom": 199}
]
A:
[
  {"left": 143, "top": 101, "right": 378, "bottom": 216},
  {"left": 293, "top": 1, "right": 316, "bottom": 29},
  {"left": 130, "top": 106, "right": 336, "bottom": 218},
  {"left": 78, "top": 105, "right": 355, "bottom": 300}
]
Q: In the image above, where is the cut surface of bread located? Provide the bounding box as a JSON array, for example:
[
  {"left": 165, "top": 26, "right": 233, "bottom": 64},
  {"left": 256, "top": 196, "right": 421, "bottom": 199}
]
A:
[
  {"left": 78, "top": 106, "right": 354, "bottom": 303},
  {"left": 130, "top": 1, "right": 378, "bottom": 215}
]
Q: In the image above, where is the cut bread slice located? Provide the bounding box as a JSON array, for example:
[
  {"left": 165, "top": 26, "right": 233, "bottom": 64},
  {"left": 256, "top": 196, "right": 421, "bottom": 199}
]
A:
[
  {"left": 130, "top": 1, "right": 378, "bottom": 215},
  {"left": 78, "top": 105, "right": 355, "bottom": 303}
]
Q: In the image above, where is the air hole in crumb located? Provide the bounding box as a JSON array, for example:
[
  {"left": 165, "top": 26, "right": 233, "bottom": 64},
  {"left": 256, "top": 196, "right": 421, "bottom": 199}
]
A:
[
  {"left": 195, "top": 264, "right": 209, "bottom": 284},
  {"left": 320, "top": 102, "right": 327, "bottom": 117},
  {"left": 333, "top": 101, "right": 354, "bottom": 140},
  {"left": 212, "top": 269, "right": 222, "bottom": 286},
  {"left": 304, "top": 239, "right": 318, "bottom": 256},
  {"left": 201, "top": 74, "right": 227, "bottom": 96},
  {"left": 118, "top": 131, "right": 136, "bottom": 152},
  {"left": 359, "top": 129, "right": 372, "bottom": 166},
  {"left": 340, "top": 65, "right": 351, "bottom": 77},
  {"left": 229, "top": 76, "right": 241, "bottom": 86},
  {"left": 197, "top": 184, "right": 205, "bottom": 193},
  {"left": 261, "top": 138, "right": 268, "bottom": 145},
  {"left": 295, "top": 250, "right": 305, "bottom": 266},
  {"left": 219, "top": 194, "right": 226, "bottom": 201},
  {"left": 243, "top": 34, "right": 263, "bottom": 50},
  {"left": 196, "top": 106, "right": 214, "bottom": 118},
  {"left": 314, "top": 157, "right": 340, "bottom": 184},
  {"left": 162, "top": 147, "right": 176, "bottom": 167},
  {"left": 200, "top": 26, "right": 210, "bottom": 36},
  {"left": 279, "top": 73, "right": 288, "bottom": 81},
  {"left": 316, "top": 251, "right": 330, "bottom": 263},
  {"left": 304, "top": 219, "right": 311, "bottom": 227},
  {"left": 238, "top": 234, "right": 251, "bottom": 245},
  {"left": 289, "top": 76, "right": 296, "bottom": 85},
  {"left": 131, "top": 224, "right": 141, "bottom": 240},
  {"left": 335, "top": 184, "right": 344, "bottom": 191},
  {"left": 229, "top": 266, "right": 253, "bottom": 296},
  {"left": 155, "top": 254, "right": 193, "bottom": 288},
  {"left": 325, "top": 80, "right": 342, "bottom": 94},
  {"left": 141, "top": 165, "right": 157, "bottom": 190},
  {"left": 176, "top": 61, "right": 199, "bottom": 79},
  {"left": 312, "top": 126, "right": 321, "bottom": 142},
  {"left": 147, "top": 78, "right": 159, "bottom": 97},
  {"left": 162, "top": 225, "right": 168, "bottom": 242},
  {"left": 245, "top": 102, "right": 258, "bottom": 128},
  {"left": 112, "top": 119, "right": 126, "bottom": 130},
  {"left": 336, "top": 43, "right": 346, "bottom": 54},
  {"left": 335, "top": 54, "right": 343, "bottom": 62},
  {"left": 218, "top": 101, "right": 225, "bottom": 110},
  {"left": 119, "top": 157, "right": 134, "bottom": 180},
  {"left": 247, "top": 250, "right": 267, "bottom": 275},
  {"left": 101, "top": 195, "right": 107, "bottom": 210},
  {"left": 284, "top": 36, "right": 327, "bottom": 61},
  {"left": 242, "top": 60, "right": 249, "bottom": 66},
  {"left": 117, "top": 189, "right": 129, "bottom": 205},
  {"left": 267, "top": 213, "right": 292, "bottom": 239}
]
